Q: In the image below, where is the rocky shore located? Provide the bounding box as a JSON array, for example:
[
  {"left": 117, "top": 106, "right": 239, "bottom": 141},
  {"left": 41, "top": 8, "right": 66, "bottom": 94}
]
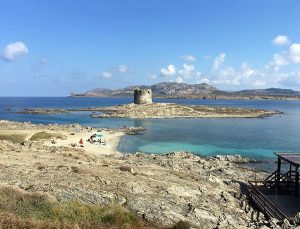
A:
[
  {"left": 17, "top": 103, "right": 282, "bottom": 118},
  {"left": 1, "top": 120, "right": 298, "bottom": 228},
  {"left": 18, "top": 108, "right": 69, "bottom": 115}
]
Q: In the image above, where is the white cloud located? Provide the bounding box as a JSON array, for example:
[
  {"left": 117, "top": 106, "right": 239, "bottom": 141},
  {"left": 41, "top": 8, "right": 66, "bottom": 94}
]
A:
[
  {"left": 178, "top": 63, "right": 195, "bottom": 79},
  {"left": 212, "top": 66, "right": 241, "bottom": 86},
  {"left": 252, "top": 80, "right": 266, "bottom": 87},
  {"left": 155, "top": 36, "right": 300, "bottom": 89},
  {"left": 197, "top": 78, "right": 210, "bottom": 84},
  {"left": 175, "top": 77, "right": 184, "bottom": 83},
  {"left": 272, "top": 35, "right": 290, "bottom": 46},
  {"left": 116, "top": 64, "right": 128, "bottom": 73},
  {"left": 1, "top": 41, "right": 28, "bottom": 61},
  {"left": 266, "top": 53, "right": 288, "bottom": 70},
  {"left": 100, "top": 64, "right": 132, "bottom": 79},
  {"left": 212, "top": 53, "right": 226, "bottom": 71},
  {"left": 210, "top": 62, "right": 267, "bottom": 89},
  {"left": 160, "top": 64, "right": 176, "bottom": 76},
  {"left": 102, "top": 71, "right": 112, "bottom": 78},
  {"left": 241, "top": 62, "right": 257, "bottom": 78},
  {"left": 180, "top": 55, "right": 196, "bottom": 62},
  {"left": 147, "top": 73, "right": 157, "bottom": 79},
  {"left": 288, "top": 43, "right": 300, "bottom": 63},
  {"left": 281, "top": 70, "right": 300, "bottom": 87}
]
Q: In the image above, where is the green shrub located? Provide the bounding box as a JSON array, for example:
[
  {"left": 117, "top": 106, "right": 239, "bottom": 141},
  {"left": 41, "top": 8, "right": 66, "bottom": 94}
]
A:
[{"left": 0, "top": 134, "right": 26, "bottom": 143}]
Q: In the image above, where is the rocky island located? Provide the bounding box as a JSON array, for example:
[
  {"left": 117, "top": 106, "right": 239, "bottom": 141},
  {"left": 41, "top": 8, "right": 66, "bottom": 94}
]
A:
[
  {"left": 1, "top": 120, "right": 297, "bottom": 228},
  {"left": 17, "top": 89, "right": 282, "bottom": 119},
  {"left": 90, "top": 102, "right": 281, "bottom": 119},
  {"left": 17, "top": 103, "right": 281, "bottom": 118},
  {"left": 18, "top": 108, "right": 70, "bottom": 115}
]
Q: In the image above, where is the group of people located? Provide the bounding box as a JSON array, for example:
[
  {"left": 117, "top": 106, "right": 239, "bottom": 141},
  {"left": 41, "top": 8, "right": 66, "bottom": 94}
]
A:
[{"left": 87, "top": 134, "right": 107, "bottom": 145}]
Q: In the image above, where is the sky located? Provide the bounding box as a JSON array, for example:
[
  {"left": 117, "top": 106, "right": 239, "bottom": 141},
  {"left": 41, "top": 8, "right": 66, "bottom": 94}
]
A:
[{"left": 1, "top": 0, "right": 300, "bottom": 96}]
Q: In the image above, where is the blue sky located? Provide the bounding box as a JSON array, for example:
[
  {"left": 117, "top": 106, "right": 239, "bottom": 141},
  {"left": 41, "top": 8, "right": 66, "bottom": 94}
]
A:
[{"left": 1, "top": 0, "right": 300, "bottom": 96}]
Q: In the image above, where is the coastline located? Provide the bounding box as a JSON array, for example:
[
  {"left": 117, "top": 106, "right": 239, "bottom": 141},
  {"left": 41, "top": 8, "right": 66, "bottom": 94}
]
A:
[{"left": 0, "top": 119, "right": 292, "bottom": 228}]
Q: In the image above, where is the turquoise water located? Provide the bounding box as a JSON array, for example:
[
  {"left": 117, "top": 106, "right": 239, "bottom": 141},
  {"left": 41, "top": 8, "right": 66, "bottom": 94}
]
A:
[
  {"left": 0, "top": 97, "right": 300, "bottom": 159},
  {"left": 137, "top": 142, "right": 276, "bottom": 157},
  {"left": 118, "top": 114, "right": 300, "bottom": 159}
]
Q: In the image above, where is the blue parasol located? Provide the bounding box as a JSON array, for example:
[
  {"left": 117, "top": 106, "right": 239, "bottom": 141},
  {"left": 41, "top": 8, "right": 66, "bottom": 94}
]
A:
[{"left": 98, "top": 133, "right": 103, "bottom": 138}]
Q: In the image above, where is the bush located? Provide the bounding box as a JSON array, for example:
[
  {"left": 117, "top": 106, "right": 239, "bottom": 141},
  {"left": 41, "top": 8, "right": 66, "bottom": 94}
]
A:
[
  {"left": 29, "top": 131, "right": 66, "bottom": 141},
  {"left": 0, "top": 134, "right": 26, "bottom": 143},
  {"left": 0, "top": 185, "right": 145, "bottom": 229},
  {"left": 172, "top": 220, "right": 191, "bottom": 229},
  {"left": 71, "top": 166, "right": 80, "bottom": 173}
]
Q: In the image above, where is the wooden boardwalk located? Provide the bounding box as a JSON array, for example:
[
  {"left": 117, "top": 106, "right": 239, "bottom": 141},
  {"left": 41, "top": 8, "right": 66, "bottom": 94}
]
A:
[
  {"left": 266, "top": 192, "right": 300, "bottom": 219},
  {"left": 249, "top": 152, "right": 300, "bottom": 222}
]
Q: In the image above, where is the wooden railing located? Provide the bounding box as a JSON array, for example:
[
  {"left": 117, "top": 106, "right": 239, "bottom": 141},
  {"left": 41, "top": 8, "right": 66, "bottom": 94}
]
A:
[
  {"left": 249, "top": 181, "right": 289, "bottom": 221},
  {"left": 263, "top": 170, "right": 298, "bottom": 195},
  {"left": 282, "top": 171, "right": 297, "bottom": 181},
  {"left": 263, "top": 171, "right": 277, "bottom": 187}
]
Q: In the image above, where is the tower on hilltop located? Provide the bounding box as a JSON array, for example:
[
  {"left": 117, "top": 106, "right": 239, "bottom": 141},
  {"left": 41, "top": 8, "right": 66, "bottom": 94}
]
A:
[{"left": 134, "top": 88, "right": 152, "bottom": 104}]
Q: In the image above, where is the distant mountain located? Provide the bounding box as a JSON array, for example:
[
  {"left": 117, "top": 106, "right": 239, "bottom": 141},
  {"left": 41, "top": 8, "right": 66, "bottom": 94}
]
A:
[
  {"left": 71, "top": 82, "right": 219, "bottom": 97},
  {"left": 235, "top": 88, "right": 300, "bottom": 96},
  {"left": 70, "top": 83, "right": 300, "bottom": 100},
  {"left": 151, "top": 82, "right": 217, "bottom": 95}
]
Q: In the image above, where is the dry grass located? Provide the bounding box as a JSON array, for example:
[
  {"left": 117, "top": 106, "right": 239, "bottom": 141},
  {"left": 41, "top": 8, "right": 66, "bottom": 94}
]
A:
[
  {"left": 171, "top": 220, "right": 191, "bottom": 229},
  {"left": 0, "top": 134, "right": 26, "bottom": 144},
  {"left": 29, "top": 131, "right": 66, "bottom": 141},
  {"left": 0, "top": 185, "right": 149, "bottom": 229}
]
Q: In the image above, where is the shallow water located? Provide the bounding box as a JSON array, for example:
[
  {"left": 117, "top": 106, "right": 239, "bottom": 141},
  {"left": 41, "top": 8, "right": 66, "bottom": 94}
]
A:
[{"left": 0, "top": 97, "right": 299, "bottom": 159}]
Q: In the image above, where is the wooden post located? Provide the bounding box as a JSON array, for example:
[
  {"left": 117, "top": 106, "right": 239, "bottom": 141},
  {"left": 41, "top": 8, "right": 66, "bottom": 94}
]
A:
[
  {"left": 276, "top": 157, "right": 281, "bottom": 195},
  {"left": 277, "top": 158, "right": 281, "bottom": 183},
  {"left": 295, "top": 168, "right": 299, "bottom": 197}
]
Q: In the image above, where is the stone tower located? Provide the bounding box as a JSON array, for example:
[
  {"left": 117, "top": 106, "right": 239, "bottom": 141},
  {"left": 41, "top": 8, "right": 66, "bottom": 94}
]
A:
[{"left": 134, "top": 88, "right": 152, "bottom": 104}]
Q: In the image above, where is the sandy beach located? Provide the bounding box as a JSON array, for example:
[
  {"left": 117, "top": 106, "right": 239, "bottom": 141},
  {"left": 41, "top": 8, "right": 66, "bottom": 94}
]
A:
[
  {"left": 43, "top": 129, "right": 124, "bottom": 155},
  {"left": 0, "top": 120, "right": 124, "bottom": 155}
]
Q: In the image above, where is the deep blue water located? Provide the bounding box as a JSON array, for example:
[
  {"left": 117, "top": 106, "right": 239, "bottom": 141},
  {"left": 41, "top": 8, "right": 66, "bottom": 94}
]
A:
[{"left": 0, "top": 97, "right": 300, "bottom": 160}]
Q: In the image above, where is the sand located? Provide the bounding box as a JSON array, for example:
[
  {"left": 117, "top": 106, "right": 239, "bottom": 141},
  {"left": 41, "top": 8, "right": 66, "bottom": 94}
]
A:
[
  {"left": 43, "top": 130, "right": 124, "bottom": 155},
  {"left": 0, "top": 120, "right": 124, "bottom": 156}
]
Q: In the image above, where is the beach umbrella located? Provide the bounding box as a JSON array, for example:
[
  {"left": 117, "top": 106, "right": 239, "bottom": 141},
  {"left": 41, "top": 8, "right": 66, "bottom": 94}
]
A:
[
  {"left": 98, "top": 133, "right": 103, "bottom": 138},
  {"left": 79, "top": 138, "right": 83, "bottom": 144}
]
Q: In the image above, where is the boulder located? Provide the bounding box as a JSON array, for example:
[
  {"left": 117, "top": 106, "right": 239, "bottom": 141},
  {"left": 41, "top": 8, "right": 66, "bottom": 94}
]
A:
[
  {"left": 119, "top": 166, "right": 135, "bottom": 174},
  {"left": 294, "top": 212, "right": 300, "bottom": 225}
]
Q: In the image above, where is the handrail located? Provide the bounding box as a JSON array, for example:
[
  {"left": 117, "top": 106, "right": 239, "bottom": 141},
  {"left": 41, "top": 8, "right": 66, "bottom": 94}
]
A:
[
  {"left": 263, "top": 170, "right": 297, "bottom": 195},
  {"left": 249, "top": 181, "right": 288, "bottom": 221},
  {"left": 249, "top": 183, "right": 286, "bottom": 220},
  {"left": 281, "top": 171, "right": 297, "bottom": 182},
  {"left": 264, "top": 171, "right": 277, "bottom": 183},
  {"left": 249, "top": 181, "right": 284, "bottom": 211}
]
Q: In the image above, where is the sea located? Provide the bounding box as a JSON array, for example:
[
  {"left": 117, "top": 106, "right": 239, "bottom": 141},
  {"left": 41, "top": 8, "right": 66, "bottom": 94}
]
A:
[{"left": 0, "top": 97, "right": 300, "bottom": 164}]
